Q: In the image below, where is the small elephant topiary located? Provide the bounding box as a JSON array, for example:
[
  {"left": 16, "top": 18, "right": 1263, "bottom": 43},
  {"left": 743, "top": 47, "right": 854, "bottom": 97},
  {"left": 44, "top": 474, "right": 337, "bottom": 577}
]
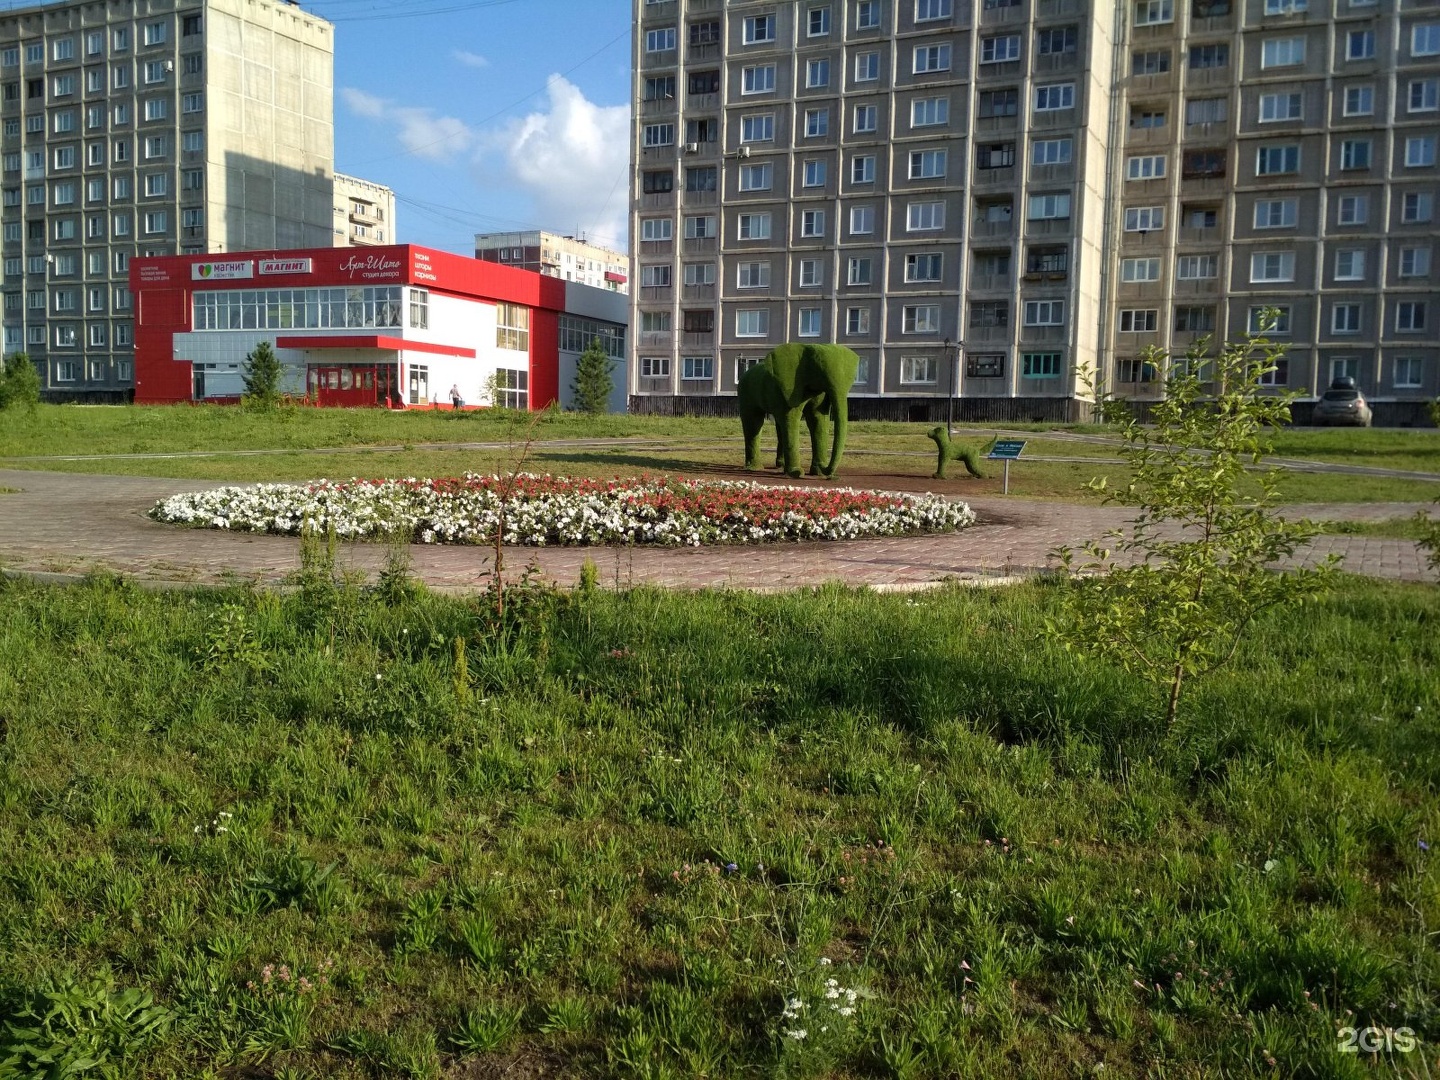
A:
[
  {"left": 927, "top": 427, "right": 988, "bottom": 480},
  {"left": 739, "top": 343, "right": 859, "bottom": 478}
]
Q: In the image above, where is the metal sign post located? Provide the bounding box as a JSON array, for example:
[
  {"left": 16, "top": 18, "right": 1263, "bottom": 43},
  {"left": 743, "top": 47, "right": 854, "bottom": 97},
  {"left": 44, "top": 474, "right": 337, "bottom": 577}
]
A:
[{"left": 986, "top": 439, "right": 1027, "bottom": 495}]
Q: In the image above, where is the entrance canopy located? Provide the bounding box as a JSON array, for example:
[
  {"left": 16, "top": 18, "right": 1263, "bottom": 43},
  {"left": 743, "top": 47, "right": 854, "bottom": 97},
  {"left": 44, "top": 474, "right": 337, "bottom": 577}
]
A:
[{"left": 274, "top": 335, "right": 476, "bottom": 358}]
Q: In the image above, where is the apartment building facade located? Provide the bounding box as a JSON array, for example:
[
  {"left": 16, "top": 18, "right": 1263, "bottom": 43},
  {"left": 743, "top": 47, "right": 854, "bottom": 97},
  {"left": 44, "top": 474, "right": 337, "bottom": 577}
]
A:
[
  {"left": 475, "top": 230, "right": 630, "bottom": 293},
  {"left": 333, "top": 171, "right": 395, "bottom": 247},
  {"left": 1, "top": 0, "right": 335, "bottom": 401},
  {"left": 629, "top": 0, "right": 1439, "bottom": 422}
]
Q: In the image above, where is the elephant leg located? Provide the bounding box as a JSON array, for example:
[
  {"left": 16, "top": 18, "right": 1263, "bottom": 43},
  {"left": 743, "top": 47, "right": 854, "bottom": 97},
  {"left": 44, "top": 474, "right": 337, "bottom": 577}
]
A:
[
  {"left": 741, "top": 405, "right": 765, "bottom": 470},
  {"left": 804, "top": 400, "right": 831, "bottom": 477},
  {"left": 780, "top": 409, "right": 803, "bottom": 478},
  {"left": 771, "top": 413, "right": 784, "bottom": 469},
  {"left": 822, "top": 396, "right": 847, "bottom": 478}
]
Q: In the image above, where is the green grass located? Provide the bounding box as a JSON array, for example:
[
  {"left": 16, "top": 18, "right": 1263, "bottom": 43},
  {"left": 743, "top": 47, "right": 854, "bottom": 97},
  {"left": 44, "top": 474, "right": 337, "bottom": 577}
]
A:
[
  {"left": 1309, "top": 517, "right": 1433, "bottom": 540},
  {"left": 0, "top": 570, "right": 1436, "bottom": 1078}
]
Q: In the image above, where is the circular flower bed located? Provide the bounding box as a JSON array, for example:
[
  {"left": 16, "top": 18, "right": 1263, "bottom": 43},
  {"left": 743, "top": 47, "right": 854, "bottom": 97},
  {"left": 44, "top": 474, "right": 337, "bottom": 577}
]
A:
[{"left": 150, "top": 474, "right": 974, "bottom": 547}]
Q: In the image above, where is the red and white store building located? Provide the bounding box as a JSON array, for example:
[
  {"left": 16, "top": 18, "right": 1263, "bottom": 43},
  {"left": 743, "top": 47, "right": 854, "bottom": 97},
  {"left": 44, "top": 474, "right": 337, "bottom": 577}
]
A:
[{"left": 130, "top": 245, "right": 628, "bottom": 410}]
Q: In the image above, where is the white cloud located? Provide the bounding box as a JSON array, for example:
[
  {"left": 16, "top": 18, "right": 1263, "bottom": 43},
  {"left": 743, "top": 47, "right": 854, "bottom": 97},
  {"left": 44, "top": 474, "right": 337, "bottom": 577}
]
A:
[
  {"left": 479, "top": 75, "right": 630, "bottom": 251},
  {"left": 452, "top": 49, "right": 490, "bottom": 69},
  {"left": 340, "top": 87, "right": 474, "bottom": 164}
]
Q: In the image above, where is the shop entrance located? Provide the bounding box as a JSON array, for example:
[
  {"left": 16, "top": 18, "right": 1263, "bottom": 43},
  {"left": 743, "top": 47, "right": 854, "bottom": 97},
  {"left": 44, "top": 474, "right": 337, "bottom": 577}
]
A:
[{"left": 307, "top": 364, "right": 400, "bottom": 407}]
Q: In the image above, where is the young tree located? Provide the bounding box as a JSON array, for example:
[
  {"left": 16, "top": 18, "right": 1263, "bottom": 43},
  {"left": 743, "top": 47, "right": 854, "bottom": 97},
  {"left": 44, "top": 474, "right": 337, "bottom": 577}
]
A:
[
  {"left": 1055, "top": 318, "right": 1337, "bottom": 727},
  {"left": 571, "top": 337, "right": 615, "bottom": 414},
  {"left": 241, "top": 340, "right": 283, "bottom": 408},
  {"left": 0, "top": 352, "right": 41, "bottom": 411}
]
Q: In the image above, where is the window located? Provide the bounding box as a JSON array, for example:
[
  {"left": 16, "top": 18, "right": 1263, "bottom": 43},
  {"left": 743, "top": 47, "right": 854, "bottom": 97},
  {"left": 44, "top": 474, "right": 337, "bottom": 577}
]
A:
[
  {"left": 1411, "top": 79, "right": 1440, "bottom": 113},
  {"left": 1254, "top": 199, "right": 1297, "bottom": 228},
  {"left": 856, "top": 1, "right": 882, "bottom": 29},
  {"left": 1038, "top": 27, "right": 1078, "bottom": 54},
  {"left": 900, "top": 356, "right": 938, "bottom": 384},
  {"left": 1347, "top": 30, "right": 1374, "bottom": 60},
  {"left": 112, "top": 64, "right": 130, "bottom": 89},
  {"left": 115, "top": 324, "right": 131, "bottom": 347},
  {"left": 183, "top": 14, "right": 202, "bottom": 36},
  {"left": 1022, "top": 353, "right": 1063, "bottom": 378},
  {"left": 1024, "top": 300, "right": 1065, "bottom": 326},
  {"left": 687, "top": 70, "right": 718, "bottom": 96},
  {"left": 739, "top": 163, "right": 773, "bottom": 191},
  {"left": 143, "top": 98, "right": 168, "bottom": 121},
  {"left": 1414, "top": 24, "right": 1440, "bottom": 56},
  {"left": 26, "top": 185, "right": 42, "bottom": 205},
  {"left": 1332, "top": 303, "right": 1362, "bottom": 333},
  {"left": 1028, "top": 192, "right": 1071, "bottom": 219},
  {"left": 685, "top": 215, "right": 716, "bottom": 238},
  {"left": 1175, "top": 306, "right": 1216, "bottom": 332},
  {"left": 1133, "top": 50, "right": 1170, "bottom": 75},
  {"left": 1265, "top": 0, "right": 1306, "bottom": 12},
  {"left": 1035, "top": 83, "right": 1075, "bottom": 110},
  {"left": 1262, "top": 38, "right": 1305, "bottom": 67},
  {"left": 184, "top": 53, "right": 201, "bottom": 76},
  {"left": 144, "top": 135, "right": 168, "bottom": 159},
  {"left": 846, "top": 307, "right": 871, "bottom": 335},
  {"left": 640, "top": 265, "right": 672, "bottom": 288},
  {"left": 1399, "top": 247, "right": 1431, "bottom": 278},
  {"left": 1176, "top": 254, "right": 1218, "bottom": 279},
  {"left": 1250, "top": 252, "right": 1296, "bottom": 281},
  {"left": 971, "top": 301, "right": 1009, "bottom": 327},
  {"left": 1134, "top": 0, "right": 1173, "bottom": 24},
  {"left": 1116, "top": 358, "right": 1159, "bottom": 383},
  {"left": 743, "top": 14, "right": 776, "bottom": 44},
  {"left": 643, "top": 76, "right": 674, "bottom": 101},
  {"left": 806, "top": 58, "right": 830, "bottom": 88},
  {"left": 644, "top": 27, "right": 676, "bottom": 52},
  {"left": 683, "top": 262, "right": 716, "bottom": 287},
  {"left": 642, "top": 170, "right": 673, "bottom": 195},
  {"left": 913, "top": 44, "right": 952, "bottom": 73},
  {"left": 183, "top": 169, "right": 203, "bottom": 192},
  {"left": 639, "top": 311, "right": 671, "bottom": 333},
  {"left": 905, "top": 253, "right": 943, "bottom": 282},
  {"left": 1340, "top": 139, "right": 1372, "bottom": 170},
  {"left": 113, "top": 102, "right": 130, "bottom": 124},
  {"left": 639, "top": 357, "right": 671, "bottom": 379},
  {"left": 1256, "top": 145, "right": 1299, "bottom": 174},
  {"left": 852, "top": 154, "right": 877, "bottom": 183},
  {"left": 1395, "top": 357, "right": 1424, "bottom": 389},
  {"left": 143, "top": 210, "right": 166, "bottom": 234},
  {"left": 143, "top": 22, "right": 166, "bottom": 46},
  {"left": 909, "top": 149, "right": 947, "bottom": 179},
  {"left": 909, "top": 201, "right": 946, "bottom": 230},
  {"left": 982, "top": 35, "right": 1021, "bottom": 63},
  {"left": 1405, "top": 136, "right": 1437, "bottom": 167},
  {"left": 1402, "top": 192, "right": 1434, "bottom": 223},
  {"left": 850, "top": 205, "right": 875, "bottom": 234},
  {"left": 976, "top": 143, "right": 1016, "bottom": 169},
  {"left": 1251, "top": 308, "right": 1292, "bottom": 337},
  {"left": 966, "top": 353, "right": 1005, "bottom": 379},
  {"left": 1132, "top": 107, "right": 1166, "bottom": 128},
  {"left": 53, "top": 219, "right": 77, "bottom": 241},
  {"left": 143, "top": 60, "right": 166, "bottom": 84},
  {"left": 916, "top": 0, "right": 953, "bottom": 19},
  {"left": 113, "top": 212, "right": 130, "bottom": 236},
  {"left": 912, "top": 97, "right": 949, "bottom": 127},
  {"left": 903, "top": 305, "right": 940, "bottom": 333},
  {"left": 52, "top": 181, "right": 75, "bottom": 206},
  {"left": 740, "top": 114, "right": 774, "bottom": 143},
  {"left": 1183, "top": 149, "right": 1226, "bottom": 178},
  {"left": 640, "top": 218, "right": 672, "bottom": 241},
  {"left": 800, "top": 209, "right": 826, "bottom": 237},
  {"left": 979, "top": 89, "right": 1019, "bottom": 117},
  {"left": 736, "top": 310, "right": 769, "bottom": 337},
  {"left": 89, "top": 324, "right": 107, "bottom": 348},
  {"left": 737, "top": 212, "right": 771, "bottom": 239},
  {"left": 802, "top": 159, "right": 826, "bottom": 187},
  {"left": 1189, "top": 43, "right": 1228, "bottom": 69},
  {"left": 809, "top": 7, "right": 832, "bottom": 35},
  {"left": 1259, "top": 92, "right": 1302, "bottom": 122},
  {"left": 1334, "top": 249, "right": 1365, "bottom": 280},
  {"left": 798, "top": 308, "right": 823, "bottom": 337},
  {"left": 1340, "top": 86, "right": 1375, "bottom": 118},
  {"left": 690, "top": 21, "right": 721, "bottom": 46},
  {"left": 87, "top": 142, "right": 103, "bottom": 166},
  {"left": 642, "top": 124, "right": 674, "bottom": 148},
  {"left": 53, "top": 147, "right": 75, "bottom": 169},
  {"left": 1032, "top": 138, "right": 1073, "bottom": 165},
  {"left": 741, "top": 65, "right": 776, "bottom": 94},
  {"left": 1126, "top": 155, "right": 1166, "bottom": 180},
  {"left": 1121, "top": 257, "right": 1161, "bottom": 281},
  {"left": 1119, "top": 309, "right": 1159, "bottom": 332},
  {"left": 799, "top": 259, "right": 823, "bottom": 286},
  {"left": 737, "top": 262, "right": 771, "bottom": 289},
  {"left": 804, "top": 108, "right": 829, "bottom": 137},
  {"left": 854, "top": 52, "right": 879, "bottom": 81},
  {"left": 1396, "top": 302, "right": 1427, "bottom": 332},
  {"left": 686, "top": 118, "right": 718, "bottom": 144},
  {"left": 1337, "top": 194, "right": 1368, "bottom": 225},
  {"left": 847, "top": 257, "right": 872, "bottom": 285},
  {"left": 144, "top": 173, "right": 169, "bottom": 197}
]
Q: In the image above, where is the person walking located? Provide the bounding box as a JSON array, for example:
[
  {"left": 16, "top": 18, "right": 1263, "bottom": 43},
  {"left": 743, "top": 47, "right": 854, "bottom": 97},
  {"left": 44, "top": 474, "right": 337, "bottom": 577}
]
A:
[{"left": 449, "top": 383, "right": 464, "bottom": 410}]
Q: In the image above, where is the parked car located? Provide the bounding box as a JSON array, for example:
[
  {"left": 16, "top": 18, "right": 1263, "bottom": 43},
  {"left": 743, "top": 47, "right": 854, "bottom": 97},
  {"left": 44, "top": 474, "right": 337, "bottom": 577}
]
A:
[{"left": 1313, "top": 377, "right": 1373, "bottom": 427}]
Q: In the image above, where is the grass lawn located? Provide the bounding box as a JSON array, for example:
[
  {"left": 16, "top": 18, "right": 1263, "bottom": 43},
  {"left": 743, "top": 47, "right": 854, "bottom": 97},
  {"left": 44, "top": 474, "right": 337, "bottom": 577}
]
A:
[
  {"left": 1310, "top": 517, "right": 1433, "bottom": 540},
  {"left": 0, "top": 571, "right": 1436, "bottom": 1078}
]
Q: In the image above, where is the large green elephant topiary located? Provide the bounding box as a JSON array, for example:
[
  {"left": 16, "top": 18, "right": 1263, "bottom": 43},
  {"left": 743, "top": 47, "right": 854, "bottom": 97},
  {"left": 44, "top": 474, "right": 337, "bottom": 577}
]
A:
[{"left": 739, "top": 343, "right": 859, "bottom": 478}]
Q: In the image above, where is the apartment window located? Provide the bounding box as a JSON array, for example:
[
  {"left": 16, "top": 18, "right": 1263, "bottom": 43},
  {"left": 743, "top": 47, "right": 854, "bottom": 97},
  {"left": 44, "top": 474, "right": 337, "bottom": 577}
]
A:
[
  {"left": 737, "top": 262, "right": 771, "bottom": 289},
  {"left": 183, "top": 14, "right": 202, "bottom": 36},
  {"left": 640, "top": 218, "right": 672, "bottom": 241},
  {"left": 1396, "top": 302, "right": 1427, "bottom": 331},
  {"left": 1121, "top": 257, "right": 1161, "bottom": 281},
  {"left": 909, "top": 150, "right": 947, "bottom": 179},
  {"left": 1414, "top": 24, "right": 1440, "bottom": 56},
  {"left": 1034, "top": 83, "right": 1075, "bottom": 110},
  {"left": 183, "top": 54, "right": 201, "bottom": 75},
  {"left": 1183, "top": 149, "right": 1226, "bottom": 178},
  {"left": 643, "top": 76, "right": 674, "bottom": 102},
  {"left": 1024, "top": 300, "right": 1065, "bottom": 326},
  {"left": 1119, "top": 309, "right": 1159, "bottom": 332},
  {"left": 1259, "top": 92, "right": 1302, "bottom": 122},
  {"left": 979, "top": 89, "right": 1019, "bottom": 117},
  {"left": 687, "top": 70, "right": 718, "bottom": 96},
  {"left": 1340, "top": 139, "right": 1372, "bottom": 170},
  {"left": 1021, "top": 353, "right": 1063, "bottom": 378},
  {"left": 685, "top": 215, "right": 717, "bottom": 238},
  {"left": 143, "top": 210, "right": 166, "bottom": 234},
  {"left": 1334, "top": 249, "right": 1365, "bottom": 280},
  {"left": 971, "top": 301, "right": 1008, "bottom": 328},
  {"left": 88, "top": 324, "right": 107, "bottom": 348},
  {"left": 143, "top": 60, "right": 167, "bottom": 84},
  {"left": 682, "top": 357, "right": 714, "bottom": 381},
  {"left": 800, "top": 209, "right": 826, "bottom": 237},
  {"left": 1254, "top": 198, "right": 1297, "bottom": 227},
  {"left": 53, "top": 290, "right": 77, "bottom": 313},
  {"left": 642, "top": 170, "right": 673, "bottom": 195},
  {"left": 180, "top": 208, "right": 202, "bottom": 231},
  {"left": 740, "top": 114, "right": 774, "bottom": 143},
  {"left": 905, "top": 253, "right": 943, "bottom": 282},
  {"left": 743, "top": 14, "right": 776, "bottom": 44},
  {"left": 1256, "top": 145, "right": 1299, "bottom": 174},
  {"left": 53, "top": 147, "right": 75, "bottom": 169},
  {"left": 144, "top": 135, "right": 168, "bottom": 159},
  {"left": 1344, "top": 86, "right": 1375, "bottom": 116},
  {"left": 114, "top": 324, "right": 131, "bottom": 346},
  {"left": 806, "top": 58, "right": 830, "bottom": 88},
  {"left": 977, "top": 142, "right": 1016, "bottom": 169},
  {"left": 1133, "top": 50, "right": 1170, "bottom": 75},
  {"left": 1176, "top": 254, "right": 1218, "bottom": 279},
  {"left": 1134, "top": 0, "right": 1173, "bottom": 24},
  {"left": 736, "top": 310, "right": 769, "bottom": 337},
  {"left": 1032, "top": 138, "right": 1073, "bottom": 165},
  {"left": 1399, "top": 247, "right": 1431, "bottom": 277},
  {"left": 804, "top": 108, "right": 829, "bottom": 137},
  {"left": 1250, "top": 307, "right": 1291, "bottom": 335},
  {"left": 1332, "top": 303, "right": 1362, "bottom": 333},
  {"left": 54, "top": 354, "right": 80, "bottom": 375},
  {"left": 686, "top": 118, "right": 718, "bottom": 144},
  {"left": 741, "top": 65, "right": 776, "bottom": 94},
  {"left": 644, "top": 27, "right": 676, "bottom": 52},
  {"left": 912, "top": 97, "right": 949, "bottom": 127},
  {"left": 1405, "top": 136, "right": 1437, "bottom": 167},
  {"left": 809, "top": 7, "right": 832, "bottom": 35},
  {"left": 183, "top": 169, "right": 203, "bottom": 192},
  {"left": 1116, "top": 358, "right": 1159, "bottom": 383},
  {"left": 802, "top": 160, "right": 827, "bottom": 187},
  {"left": 798, "top": 308, "right": 823, "bottom": 337},
  {"left": 683, "top": 263, "right": 716, "bottom": 286},
  {"left": 113, "top": 212, "right": 131, "bottom": 236},
  {"left": 143, "top": 99, "right": 168, "bottom": 121},
  {"left": 737, "top": 212, "right": 771, "bottom": 239},
  {"left": 847, "top": 257, "right": 872, "bottom": 285},
  {"left": 1411, "top": 79, "right": 1440, "bottom": 113},
  {"left": 982, "top": 35, "right": 1021, "bottom": 63},
  {"left": 850, "top": 155, "right": 876, "bottom": 183},
  {"left": 639, "top": 311, "right": 671, "bottom": 333},
  {"left": 846, "top": 307, "right": 871, "bottom": 334},
  {"left": 1262, "top": 38, "right": 1305, "bottom": 67},
  {"left": 112, "top": 64, "right": 130, "bottom": 89},
  {"left": 916, "top": 0, "right": 953, "bottom": 19},
  {"left": 144, "top": 173, "right": 169, "bottom": 197},
  {"left": 86, "top": 142, "right": 103, "bottom": 166},
  {"left": 690, "top": 21, "right": 721, "bottom": 46},
  {"left": 856, "top": 1, "right": 882, "bottom": 29},
  {"left": 113, "top": 102, "right": 130, "bottom": 124},
  {"left": 1037, "top": 27, "right": 1078, "bottom": 54},
  {"left": 1189, "top": 43, "right": 1228, "bottom": 69},
  {"left": 1250, "top": 252, "right": 1296, "bottom": 281},
  {"left": 86, "top": 104, "right": 104, "bottom": 130},
  {"left": 1402, "top": 192, "right": 1433, "bottom": 222},
  {"left": 850, "top": 205, "right": 875, "bottom": 234},
  {"left": 1265, "top": 0, "right": 1306, "bottom": 12},
  {"left": 1028, "top": 192, "right": 1071, "bottom": 219},
  {"left": 1175, "top": 306, "right": 1215, "bottom": 332},
  {"left": 642, "top": 124, "right": 675, "bottom": 148},
  {"left": 639, "top": 357, "right": 670, "bottom": 379},
  {"left": 1347, "top": 30, "right": 1375, "bottom": 60},
  {"left": 1126, "top": 155, "right": 1166, "bottom": 180},
  {"left": 854, "top": 52, "right": 879, "bottom": 81},
  {"left": 0, "top": 47, "right": 15, "bottom": 66},
  {"left": 799, "top": 259, "right": 822, "bottom": 286},
  {"left": 1336, "top": 194, "right": 1368, "bottom": 225},
  {"left": 909, "top": 201, "right": 946, "bottom": 230},
  {"left": 1132, "top": 107, "right": 1166, "bottom": 128},
  {"left": 903, "top": 305, "right": 940, "bottom": 333},
  {"left": 1395, "top": 357, "right": 1424, "bottom": 388},
  {"left": 52, "top": 182, "right": 75, "bottom": 206},
  {"left": 899, "top": 356, "right": 938, "bottom": 384},
  {"left": 53, "top": 219, "right": 77, "bottom": 241},
  {"left": 143, "top": 22, "right": 166, "bottom": 46},
  {"left": 914, "top": 44, "right": 952, "bottom": 73},
  {"left": 640, "top": 265, "right": 672, "bottom": 289},
  {"left": 26, "top": 186, "right": 41, "bottom": 206}
]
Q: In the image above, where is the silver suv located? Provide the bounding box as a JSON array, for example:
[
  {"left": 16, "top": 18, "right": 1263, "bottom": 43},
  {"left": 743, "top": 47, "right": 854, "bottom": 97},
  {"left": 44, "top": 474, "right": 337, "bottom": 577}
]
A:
[{"left": 1313, "top": 377, "right": 1373, "bottom": 428}]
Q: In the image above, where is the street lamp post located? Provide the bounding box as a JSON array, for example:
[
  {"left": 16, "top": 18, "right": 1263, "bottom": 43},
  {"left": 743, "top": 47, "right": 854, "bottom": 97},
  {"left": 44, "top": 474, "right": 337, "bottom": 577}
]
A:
[{"left": 943, "top": 337, "right": 963, "bottom": 437}]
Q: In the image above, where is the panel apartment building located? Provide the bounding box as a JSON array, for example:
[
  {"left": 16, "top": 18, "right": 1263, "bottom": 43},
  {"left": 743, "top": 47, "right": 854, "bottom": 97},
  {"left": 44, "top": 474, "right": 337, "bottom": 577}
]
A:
[
  {"left": 629, "top": 0, "right": 1440, "bottom": 423},
  {"left": 1, "top": 0, "right": 335, "bottom": 400}
]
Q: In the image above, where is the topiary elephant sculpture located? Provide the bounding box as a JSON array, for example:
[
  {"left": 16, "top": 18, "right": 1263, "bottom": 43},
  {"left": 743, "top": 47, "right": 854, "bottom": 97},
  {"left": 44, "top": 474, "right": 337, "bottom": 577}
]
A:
[
  {"left": 739, "top": 343, "right": 859, "bottom": 478},
  {"left": 927, "top": 427, "right": 991, "bottom": 480}
]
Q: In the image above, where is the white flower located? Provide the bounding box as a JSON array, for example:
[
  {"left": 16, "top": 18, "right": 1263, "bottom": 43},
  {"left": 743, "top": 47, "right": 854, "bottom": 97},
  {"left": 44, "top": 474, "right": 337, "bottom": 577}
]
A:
[{"left": 784, "top": 1028, "right": 808, "bottom": 1041}]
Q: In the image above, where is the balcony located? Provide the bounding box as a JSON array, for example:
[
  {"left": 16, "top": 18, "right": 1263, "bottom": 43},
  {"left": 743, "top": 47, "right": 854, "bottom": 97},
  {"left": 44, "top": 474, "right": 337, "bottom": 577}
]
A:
[
  {"left": 1179, "top": 225, "right": 1220, "bottom": 244},
  {"left": 641, "top": 190, "right": 676, "bottom": 210},
  {"left": 1025, "top": 217, "right": 1073, "bottom": 237},
  {"left": 1022, "top": 269, "right": 1069, "bottom": 283},
  {"left": 641, "top": 97, "right": 678, "bottom": 117},
  {"left": 682, "top": 188, "right": 719, "bottom": 207},
  {"left": 968, "top": 271, "right": 1012, "bottom": 291},
  {"left": 687, "top": 91, "right": 719, "bottom": 111},
  {"left": 687, "top": 40, "right": 721, "bottom": 61},
  {"left": 1032, "top": 51, "right": 1079, "bottom": 74},
  {"left": 972, "top": 165, "right": 1015, "bottom": 187},
  {"left": 971, "top": 217, "right": 1015, "bottom": 238},
  {"left": 1185, "top": 65, "right": 1232, "bottom": 90},
  {"left": 1035, "top": 0, "right": 1081, "bottom": 16},
  {"left": 1029, "top": 108, "right": 1077, "bottom": 131},
  {"left": 640, "top": 238, "right": 674, "bottom": 257},
  {"left": 682, "top": 236, "right": 717, "bottom": 255},
  {"left": 683, "top": 283, "right": 716, "bottom": 302},
  {"left": 965, "top": 324, "right": 1012, "bottom": 343},
  {"left": 1019, "top": 324, "right": 1067, "bottom": 345},
  {"left": 682, "top": 330, "right": 714, "bottom": 349},
  {"left": 639, "top": 330, "right": 674, "bottom": 348},
  {"left": 640, "top": 286, "right": 673, "bottom": 303},
  {"left": 975, "top": 114, "right": 1020, "bottom": 136},
  {"left": 1126, "top": 125, "right": 1171, "bottom": 148}
]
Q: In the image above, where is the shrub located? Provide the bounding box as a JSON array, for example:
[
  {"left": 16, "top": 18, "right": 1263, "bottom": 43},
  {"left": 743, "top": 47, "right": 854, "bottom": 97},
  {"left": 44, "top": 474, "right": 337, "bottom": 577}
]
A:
[
  {"left": 241, "top": 341, "right": 283, "bottom": 409},
  {"left": 570, "top": 337, "right": 615, "bottom": 414},
  {"left": 0, "top": 353, "right": 41, "bottom": 411}
]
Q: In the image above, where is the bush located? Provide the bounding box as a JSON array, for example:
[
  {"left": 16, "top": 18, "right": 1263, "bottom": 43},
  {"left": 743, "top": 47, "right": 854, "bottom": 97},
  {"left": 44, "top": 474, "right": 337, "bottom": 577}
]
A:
[
  {"left": 241, "top": 341, "right": 283, "bottom": 408},
  {"left": 0, "top": 353, "right": 41, "bottom": 411}
]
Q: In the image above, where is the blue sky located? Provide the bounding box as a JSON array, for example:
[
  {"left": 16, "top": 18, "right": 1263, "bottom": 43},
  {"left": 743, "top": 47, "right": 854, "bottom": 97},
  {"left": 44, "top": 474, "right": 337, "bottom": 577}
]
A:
[{"left": 304, "top": 0, "right": 633, "bottom": 256}]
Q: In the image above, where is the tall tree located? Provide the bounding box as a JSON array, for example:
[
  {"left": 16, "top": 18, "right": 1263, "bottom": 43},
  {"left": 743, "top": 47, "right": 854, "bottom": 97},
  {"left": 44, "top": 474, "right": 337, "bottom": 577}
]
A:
[{"left": 571, "top": 337, "right": 615, "bottom": 415}]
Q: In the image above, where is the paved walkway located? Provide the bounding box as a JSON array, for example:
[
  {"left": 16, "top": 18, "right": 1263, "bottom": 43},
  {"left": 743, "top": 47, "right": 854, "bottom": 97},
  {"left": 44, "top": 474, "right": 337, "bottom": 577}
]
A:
[{"left": 0, "top": 469, "right": 1432, "bottom": 591}]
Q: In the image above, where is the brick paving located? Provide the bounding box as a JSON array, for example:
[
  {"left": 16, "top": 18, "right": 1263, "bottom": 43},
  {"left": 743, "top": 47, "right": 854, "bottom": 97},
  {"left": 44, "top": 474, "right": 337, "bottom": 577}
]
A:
[{"left": 0, "top": 468, "right": 1432, "bottom": 591}]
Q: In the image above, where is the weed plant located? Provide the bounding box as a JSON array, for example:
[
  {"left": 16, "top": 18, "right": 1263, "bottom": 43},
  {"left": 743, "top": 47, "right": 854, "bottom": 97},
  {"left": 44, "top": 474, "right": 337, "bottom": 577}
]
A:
[{"left": 0, "top": 571, "right": 1436, "bottom": 1078}]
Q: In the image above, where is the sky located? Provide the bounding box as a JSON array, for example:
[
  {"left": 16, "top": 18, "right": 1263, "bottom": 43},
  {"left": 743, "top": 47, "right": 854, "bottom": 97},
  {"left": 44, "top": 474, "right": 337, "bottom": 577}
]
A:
[{"left": 301, "top": 0, "right": 634, "bottom": 257}]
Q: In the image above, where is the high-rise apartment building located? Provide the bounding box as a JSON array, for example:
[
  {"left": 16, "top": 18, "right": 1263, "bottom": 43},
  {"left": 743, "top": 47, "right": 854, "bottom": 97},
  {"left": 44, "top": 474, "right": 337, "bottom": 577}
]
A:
[
  {"left": 1, "top": 0, "right": 335, "bottom": 400},
  {"left": 475, "top": 229, "right": 630, "bottom": 293},
  {"left": 630, "top": 0, "right": 1439, "bottom": 423},
  {"left": 333, "top": 171, "right": 394, "bottom": 247}
]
